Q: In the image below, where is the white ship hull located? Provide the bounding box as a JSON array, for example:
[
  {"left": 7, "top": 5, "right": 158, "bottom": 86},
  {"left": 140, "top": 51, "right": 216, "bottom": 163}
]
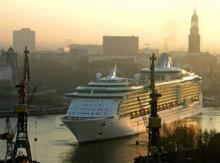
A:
[{"left": 62, "top": 101, "right": 202, "bottom": 143}]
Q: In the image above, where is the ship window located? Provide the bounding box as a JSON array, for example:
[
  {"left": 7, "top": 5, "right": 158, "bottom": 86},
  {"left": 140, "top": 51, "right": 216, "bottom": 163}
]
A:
[{"left": 98, "top": 132, "right": 103, "bottom": 136}]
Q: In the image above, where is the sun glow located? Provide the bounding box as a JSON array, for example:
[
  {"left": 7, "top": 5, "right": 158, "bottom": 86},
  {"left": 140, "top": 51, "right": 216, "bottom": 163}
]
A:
[{"left": 1, "top": 0, "right": 220, "bottom": 52}]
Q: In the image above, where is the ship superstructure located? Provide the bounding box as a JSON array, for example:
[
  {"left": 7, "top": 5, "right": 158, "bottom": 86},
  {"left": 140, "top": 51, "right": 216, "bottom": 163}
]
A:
[
  {"left": 64, "top": 64, "right": 143, "bottom": 119},
  {"left": 62, "top": 54, "right": 202, "bottom": 143}
]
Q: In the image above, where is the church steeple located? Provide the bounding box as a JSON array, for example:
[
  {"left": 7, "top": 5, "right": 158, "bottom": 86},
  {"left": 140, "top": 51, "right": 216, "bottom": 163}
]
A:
[{"left": 188, "top": 9, "right": 200, "bottom": 53}]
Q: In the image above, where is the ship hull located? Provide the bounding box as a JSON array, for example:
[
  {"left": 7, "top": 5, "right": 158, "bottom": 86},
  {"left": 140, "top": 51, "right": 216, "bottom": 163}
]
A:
[{"left": 62, "top": 101, "right": 202, "bottom": 143}]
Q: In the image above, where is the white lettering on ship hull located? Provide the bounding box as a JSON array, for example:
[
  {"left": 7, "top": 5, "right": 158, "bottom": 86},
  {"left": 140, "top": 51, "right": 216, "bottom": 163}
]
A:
[{"left": 67, "top": 98, "right": 121, "bottom": 118}]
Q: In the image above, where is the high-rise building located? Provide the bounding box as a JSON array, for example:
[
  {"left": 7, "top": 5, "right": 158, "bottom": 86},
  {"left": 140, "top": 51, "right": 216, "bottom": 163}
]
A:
[
  {"left": 13, "top": 28, "right": 35, "bottom": 54},
  {"left": 103, "top": 36, "right": 138, "bottom": 56},
  {"left": 188, "top": 10, "right": 200, "bottom": 53}
]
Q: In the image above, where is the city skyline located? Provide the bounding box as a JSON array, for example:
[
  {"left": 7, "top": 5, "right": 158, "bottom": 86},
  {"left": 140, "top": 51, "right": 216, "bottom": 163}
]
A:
[{"left": 1, "top": 0, "right": 220, "bottom": 53}]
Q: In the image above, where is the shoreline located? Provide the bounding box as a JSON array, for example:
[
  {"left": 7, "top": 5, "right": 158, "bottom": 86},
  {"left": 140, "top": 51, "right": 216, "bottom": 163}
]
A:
[{"left": 0, "top": 106, "right": 67, "bottom": 117}]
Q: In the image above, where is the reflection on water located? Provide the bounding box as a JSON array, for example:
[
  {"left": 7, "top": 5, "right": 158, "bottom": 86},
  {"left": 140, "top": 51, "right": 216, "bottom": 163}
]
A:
[
  {"left": 184, "top": 107, "right": 220, "bottom": 132},
  {"left": 68, "top": 135, "right": 147, "bottom": 163},
  {"left": 0, "top": 107, "right": 220, "bottom": 163}
]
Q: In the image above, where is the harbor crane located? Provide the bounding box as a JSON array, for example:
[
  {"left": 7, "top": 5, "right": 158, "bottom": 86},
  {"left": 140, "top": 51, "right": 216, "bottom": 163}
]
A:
[
  {"left": 0, "top": 117, "right": 15, "bottom": 162},
  {"left": 12, "top": 47, "right": 33, "bottom": 163},
  {"left": 148, "top": 53, "right": 162, "bottom": 156}
]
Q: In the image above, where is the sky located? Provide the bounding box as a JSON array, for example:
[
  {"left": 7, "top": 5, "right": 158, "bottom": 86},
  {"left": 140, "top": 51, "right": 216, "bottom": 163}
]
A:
[{"left": 1, "top": 0, "right": 220, "bottom": 52}]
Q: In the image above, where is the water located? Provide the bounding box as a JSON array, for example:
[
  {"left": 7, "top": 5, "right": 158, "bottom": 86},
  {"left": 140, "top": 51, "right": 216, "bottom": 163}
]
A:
[{"left": 0, "top": 107, "right": 220, "bottom": 163}]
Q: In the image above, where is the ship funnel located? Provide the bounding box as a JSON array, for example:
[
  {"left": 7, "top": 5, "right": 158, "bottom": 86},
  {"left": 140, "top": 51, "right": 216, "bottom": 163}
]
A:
[{"left": 156, "top": 53, "right": 173, "bottom": 68}]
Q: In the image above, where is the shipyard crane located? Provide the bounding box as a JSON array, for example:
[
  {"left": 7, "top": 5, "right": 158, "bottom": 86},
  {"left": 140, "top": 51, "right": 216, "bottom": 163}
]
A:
[
  {"left": 12, "top": 47, "right": 33, "bottom": 163},
  {"left": 0, "top": 116, "right": 15, "bottom": 162},
  {"left": 148, "top": 53, "right": 161, "bottom": 156}
]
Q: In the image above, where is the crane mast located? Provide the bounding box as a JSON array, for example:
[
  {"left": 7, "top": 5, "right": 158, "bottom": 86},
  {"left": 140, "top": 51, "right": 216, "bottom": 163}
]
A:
[
  {"left": 12, "top": 47, "right": 32, "bottom": 163},
  {"left": 148, "top": 53, "right": 161, "bottom": 156}
]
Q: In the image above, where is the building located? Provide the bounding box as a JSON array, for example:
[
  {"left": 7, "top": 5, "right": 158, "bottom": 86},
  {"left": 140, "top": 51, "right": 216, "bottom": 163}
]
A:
[
  {"left": 188, "top": 10, "right": 200, "bottom": 53},
  {"left": 169, "top": 50, "right": 188, "bottom": 57},
  {"left": 68, "top": 48, "right": 89, "bottom": 64},
  {"left": 70, "top": 48, "right": 88, "bottom": 56},
  {"left": 4, "top": 47, "right": 18, "bottom": 68},
  {"left": 13, "top": 28, "right": 35, "bottom": 54},
  {"left": 0, "top": 47, "right": 18, "bottom": 82},
  {"left": 103, "top": 36, "right": 138, "bottom": 56},
  {"left": 139, "top": 48, "right": 159, "bottom": 56},
  {"left": 0, "top": 63, "right": 12, "bottom": 83},
  {"left": 69, "top": 44, "right": 102, "bottom": 55},
  {"left": 87, "top": 55, "right": 137, "bottom": 62}
]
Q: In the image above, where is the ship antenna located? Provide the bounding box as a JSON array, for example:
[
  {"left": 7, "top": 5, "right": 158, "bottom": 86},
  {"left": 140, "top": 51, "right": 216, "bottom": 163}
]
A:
[
  {"left": 112, "top": 61, "right": 117, "bottom": 78},
  {"left": 148, "top": 53, "right": 162, "bottom": 157},
  {"left": 107, "top": 62, "right": 117, "bottom": 79}
]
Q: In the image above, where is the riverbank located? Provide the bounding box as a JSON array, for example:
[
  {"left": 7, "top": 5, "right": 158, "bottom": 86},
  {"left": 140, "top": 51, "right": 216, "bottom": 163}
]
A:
[{"left": 0, "top": 106, "right": 67, "bottom": 117}]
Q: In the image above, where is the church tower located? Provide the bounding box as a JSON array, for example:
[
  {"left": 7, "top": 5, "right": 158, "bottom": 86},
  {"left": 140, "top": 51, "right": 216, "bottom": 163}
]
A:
[{"left": 188, "top": 10, "right": 200, "bottom": 53}]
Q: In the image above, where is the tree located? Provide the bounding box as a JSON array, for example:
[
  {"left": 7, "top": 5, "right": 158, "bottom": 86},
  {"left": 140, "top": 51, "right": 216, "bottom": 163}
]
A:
[{"left": 160, "top": 121, "right": 216, "bottom": 153}]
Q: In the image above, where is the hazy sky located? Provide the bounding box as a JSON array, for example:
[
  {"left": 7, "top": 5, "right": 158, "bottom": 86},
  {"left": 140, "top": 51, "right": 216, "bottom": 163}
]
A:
[{"left": 1, "top": 0, "right": 220, "bottom": 52}]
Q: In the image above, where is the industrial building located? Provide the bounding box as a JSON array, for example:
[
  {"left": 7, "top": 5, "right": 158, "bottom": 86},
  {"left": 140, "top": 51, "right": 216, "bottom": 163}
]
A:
[{"left": 103, "top": 36, "right": 138, "bottom": 56}]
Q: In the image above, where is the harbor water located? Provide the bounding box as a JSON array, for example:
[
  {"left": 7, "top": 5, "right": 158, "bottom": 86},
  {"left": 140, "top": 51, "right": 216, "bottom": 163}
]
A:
[{"left": 0, "top": 107, "right": 220, "bottom": 163}]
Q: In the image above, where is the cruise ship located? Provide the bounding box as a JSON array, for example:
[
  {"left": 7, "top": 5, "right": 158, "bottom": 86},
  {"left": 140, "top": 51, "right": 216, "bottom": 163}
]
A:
[{"left": 62, "top": 54, "right": 202, "bottom": 143}]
